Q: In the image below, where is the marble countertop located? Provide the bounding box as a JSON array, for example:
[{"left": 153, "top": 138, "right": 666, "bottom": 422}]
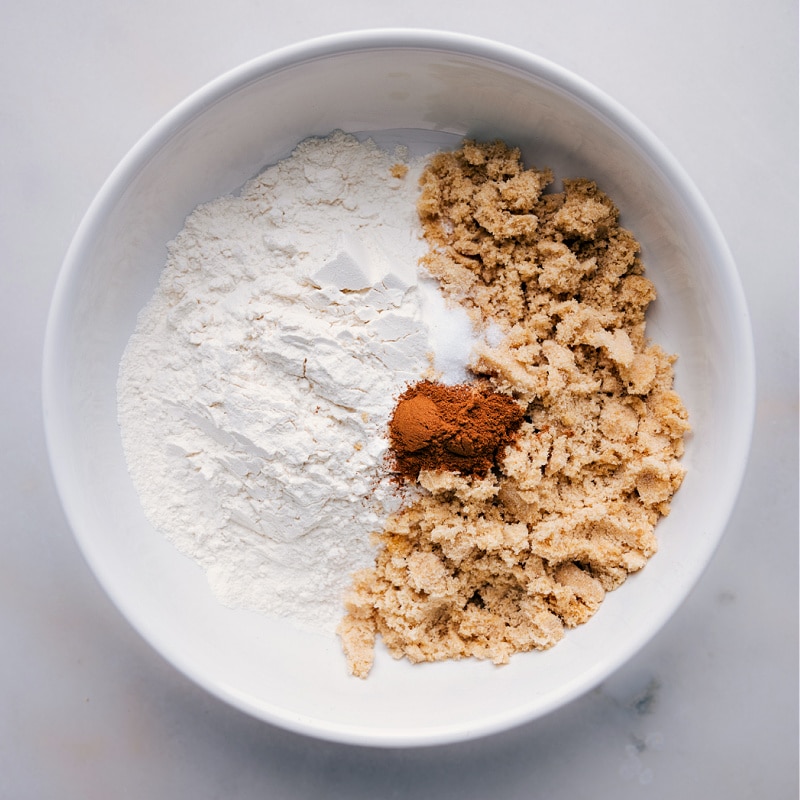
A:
[{"left": 2, "top": 1, "right": 796, "bottom": 797}]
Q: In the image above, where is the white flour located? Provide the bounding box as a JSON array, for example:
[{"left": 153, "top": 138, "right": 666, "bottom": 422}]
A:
[{"left": 118, "top": 132, "right": 471, "bottom": 634}]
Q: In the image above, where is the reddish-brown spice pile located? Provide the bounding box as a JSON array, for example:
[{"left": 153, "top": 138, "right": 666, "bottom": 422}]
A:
[{"left": 388, "top": 380, "right": 524, "bottom": 480}]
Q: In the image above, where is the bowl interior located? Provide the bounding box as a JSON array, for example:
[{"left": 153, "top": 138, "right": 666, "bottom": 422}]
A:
[{"left": 44, "top": 32, "right": 754, "bottom": 746}]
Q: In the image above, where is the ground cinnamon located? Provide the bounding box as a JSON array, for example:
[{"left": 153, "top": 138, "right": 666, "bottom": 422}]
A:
[{"left": 388, "top": 380, "right": 524, "bottom": 480}]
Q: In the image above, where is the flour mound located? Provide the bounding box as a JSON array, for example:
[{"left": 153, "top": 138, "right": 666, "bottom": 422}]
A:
[{"left": 117, "top": 132, "right": 434, "bottom": 634}]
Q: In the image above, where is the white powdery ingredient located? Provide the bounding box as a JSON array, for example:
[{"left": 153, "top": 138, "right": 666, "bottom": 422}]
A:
[{"left": 118, "top": 131, "right": 446, "bottom": 634}]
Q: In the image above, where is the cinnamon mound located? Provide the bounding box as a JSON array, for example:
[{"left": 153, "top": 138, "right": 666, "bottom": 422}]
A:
[{"left": 389, "top": 381, "right": 524, "bottom": 480}]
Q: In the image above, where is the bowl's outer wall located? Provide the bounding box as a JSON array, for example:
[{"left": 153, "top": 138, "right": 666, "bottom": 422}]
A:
[{"left": 43, "top": 32, "right": 755, "bottom": 747}]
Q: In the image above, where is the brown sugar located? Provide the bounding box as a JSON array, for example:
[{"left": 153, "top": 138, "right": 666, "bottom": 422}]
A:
[
  {"left": 338, "top": 140, "right": 689, "bottom": 678},
  {"left": 388, "top": 381, "right": 525, "bottom": 480}
]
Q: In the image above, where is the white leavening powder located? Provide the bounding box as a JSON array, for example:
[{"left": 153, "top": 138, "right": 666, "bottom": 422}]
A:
[{"left": 118, "top": 131, "right": 455, "bottom": 634}]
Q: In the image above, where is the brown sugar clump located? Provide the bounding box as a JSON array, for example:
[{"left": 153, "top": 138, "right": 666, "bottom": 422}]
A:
[
  {"left": 389, "top": 381, "right": 525, "bottom": 481},
  {"left": 338, "top": 140, "right": 689, "bottom": 678}
]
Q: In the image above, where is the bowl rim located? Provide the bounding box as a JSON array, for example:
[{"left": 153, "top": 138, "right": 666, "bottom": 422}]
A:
[{"left": 42, "top": 28, "right": 756, "bottom": 747}]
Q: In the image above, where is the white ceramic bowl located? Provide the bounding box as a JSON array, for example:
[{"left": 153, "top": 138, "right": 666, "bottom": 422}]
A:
[{"left": 43, "top": 29, "right": 755, "bottom": 747}]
